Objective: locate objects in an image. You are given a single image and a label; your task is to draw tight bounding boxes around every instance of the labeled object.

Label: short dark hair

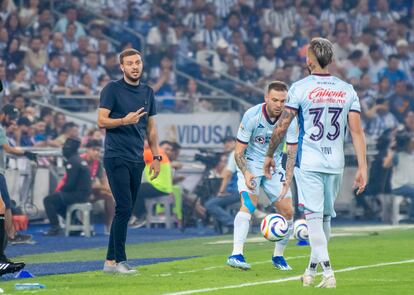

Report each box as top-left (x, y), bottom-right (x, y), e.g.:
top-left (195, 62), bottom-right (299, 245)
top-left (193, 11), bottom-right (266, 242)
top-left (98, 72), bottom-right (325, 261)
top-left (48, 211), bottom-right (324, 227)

top-left (119, 48), bottom-right (142, 64)
top-left (309, 37), bottom-right (334, 69)
top-left (266, 81), bottom-right (289, 94)
top-left (159, 140), bottom-right (172, 146)
top-left (85, 139), bottom-right (102, 148)
top-left (62, 122), bottom-right (78, 133)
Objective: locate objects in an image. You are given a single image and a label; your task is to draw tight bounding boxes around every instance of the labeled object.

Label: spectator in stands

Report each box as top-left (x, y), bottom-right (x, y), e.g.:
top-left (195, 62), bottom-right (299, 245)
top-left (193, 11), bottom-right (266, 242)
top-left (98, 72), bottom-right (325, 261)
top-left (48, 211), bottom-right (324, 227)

top-left (261, 0), bottom-right (295, 38)
top-left (5, 13), bottom-right (22, 41)
top-left (193, 13), bottom-right (222, 50)
top-left (257, 44), bottom-right (280, 78)
top-left (24, 36), bottom-right (48, 72)
top-left (0, 28), bottom-right (8, 55)
top-left (52, 112), bottom-right (66, 138)
top-left (374, 0), bottom-right (401, 29)
top-left (39, 107), bottom-right (55, 140)
top-left (30, 68), bottom-right (51, 102)
top-left (104, 52), bottom-right (121, 79)
top-left (82, 51), bottom-right (107, 89)
top-left (18, 0), bottom-right (39, 29)
top-left (96, 74), bottom-right (111, 94)
top-left (378, 54), bottom-right (407, 86)
top-left (147, 14), bottom-right (177, 62)
top-left (43, 52), bottom-right (63, 86)
top-left (389, 80), bottom-right (412, 123)
top-left (72, 72), bottom-right (95, 95)
top-left (72, 36), bottom-right (90, 62)
top-left (404, 111), bottom-right (414, 135)
top-left (48, 121), bottom-right (79, 147)
top-left (4, 37), bottom-right (25, 67)
top-left (368, 44), bottom-right (388, 83)
top-left (365, 97), bottom-right (399, 140)
top-left (333, 30), bottom-right (354, 62)
top-left (43, 137), bottom-right (91, 236)
top-left (11, 94), bottom-right (25, 112)
top-left (63, 22), bottom-right (78, 53)
top-left (51, 68), bottom-right (71, 95)
top-left (39, 23), bottom-right (52, 48)
top-left (182, 0), bottom-right (207, 33)
top-left (29, 9), bottom-right (53, 36)
top-left (222, 12), bottom-right (247, 43)
top-left (47, 32), bottom-right (65, 55)
top-left (17, 117), bottom-right (33, 147)
top-left (344, 50), bottom-right (364, 80)
top-left (67, 56), bottom-right (82, 88)
top-left (276, 37), bottom-right (299, 65)
top-left (9, 68), bottom-right (30, 94)
top-left (54, 5), bottom-right (86, 39)
top-left (377, 76), bottom-right (393, 98)
top-left (32, 121), bottom-right (47, 146)
top-left (396, 39), bottom-right (413, 80)
top-left (0, 0), bottom-right (16, 22)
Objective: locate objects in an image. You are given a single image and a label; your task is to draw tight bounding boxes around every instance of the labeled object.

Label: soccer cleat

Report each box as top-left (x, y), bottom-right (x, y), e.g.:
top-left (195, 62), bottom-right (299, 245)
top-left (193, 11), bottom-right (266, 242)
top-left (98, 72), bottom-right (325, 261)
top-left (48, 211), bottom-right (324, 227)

top-left (301, 274), bottom-right (315, 287)
top-left (115, 261), bottom-right (138, 274)
top-left (9, 233), bottom-right (34, 245)
top-left (0, 261), bottom-right (25, 276)
top-left (272, 256), bottom-right (292, 270)
top-left (42, 227), bottom-right (64, 236)
top-left (316, 275), bottom-right (336, 288)
top-left (227, 254), bottom-right (251, 270)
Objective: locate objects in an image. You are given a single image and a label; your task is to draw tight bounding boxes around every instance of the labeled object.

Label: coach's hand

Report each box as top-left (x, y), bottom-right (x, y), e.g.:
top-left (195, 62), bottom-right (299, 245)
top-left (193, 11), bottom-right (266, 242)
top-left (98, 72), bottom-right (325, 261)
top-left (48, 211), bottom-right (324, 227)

top-left (244, 171), bottom-right (257, 191)
top-left (149, 159), bottom-right (161, 180)
top-left (123, 107), bottom-right (147, 125)
top-left (353, 167), bottom-right (367, 195)
top-left (263, 156), bottom-right (275, 179)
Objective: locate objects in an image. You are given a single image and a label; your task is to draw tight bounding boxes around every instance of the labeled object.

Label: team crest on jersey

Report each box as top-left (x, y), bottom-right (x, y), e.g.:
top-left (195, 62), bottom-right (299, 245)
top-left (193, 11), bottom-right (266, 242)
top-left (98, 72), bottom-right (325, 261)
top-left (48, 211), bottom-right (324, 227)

top-left (258, 123), bottom-right (265, 128)
top-left (254, 136), bottom-right (265, 144)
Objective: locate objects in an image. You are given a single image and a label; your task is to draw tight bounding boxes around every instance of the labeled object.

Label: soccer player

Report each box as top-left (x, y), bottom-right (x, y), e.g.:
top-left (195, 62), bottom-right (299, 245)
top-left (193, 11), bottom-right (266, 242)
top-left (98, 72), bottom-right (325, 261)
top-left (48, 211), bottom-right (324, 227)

top-left (264, 38), bottom-right (367, 288)
top-left (227, 81), bottom-right (298, 270)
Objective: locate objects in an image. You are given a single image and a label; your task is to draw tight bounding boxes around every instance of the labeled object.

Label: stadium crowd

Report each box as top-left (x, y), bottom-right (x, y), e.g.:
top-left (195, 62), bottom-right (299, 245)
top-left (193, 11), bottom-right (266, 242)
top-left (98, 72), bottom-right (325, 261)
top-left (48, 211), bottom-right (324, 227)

top-left (0, 0), bottom-right (413, 227)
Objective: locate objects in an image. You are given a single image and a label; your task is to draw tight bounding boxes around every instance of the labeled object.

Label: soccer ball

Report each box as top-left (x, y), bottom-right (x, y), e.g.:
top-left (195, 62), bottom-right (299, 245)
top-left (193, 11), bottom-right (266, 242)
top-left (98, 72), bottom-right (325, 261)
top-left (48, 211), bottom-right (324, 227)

top-left (293, 219), bottom-right (309, 241)
top-left (260, 214), bottom-right (288, 242)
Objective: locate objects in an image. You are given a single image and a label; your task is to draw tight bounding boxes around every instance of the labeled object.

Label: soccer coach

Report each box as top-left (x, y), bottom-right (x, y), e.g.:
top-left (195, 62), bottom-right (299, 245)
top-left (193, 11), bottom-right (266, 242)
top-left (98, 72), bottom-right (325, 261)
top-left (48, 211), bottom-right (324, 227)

top-left (98, 48), bottom-right (161, 274)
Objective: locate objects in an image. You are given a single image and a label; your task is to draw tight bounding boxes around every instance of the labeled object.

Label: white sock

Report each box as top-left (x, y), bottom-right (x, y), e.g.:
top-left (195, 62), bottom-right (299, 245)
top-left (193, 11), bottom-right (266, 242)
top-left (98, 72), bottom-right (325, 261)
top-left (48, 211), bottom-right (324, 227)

top-left (232, 211), bottom-right (251, 255)
top-left (305, 212), bottom-right (334, 276)
top-left (274, 219), bottom-right (293, 257)
top-left (323, 215), bottom-right (331, 242)
top-left (305, 255), bottom-right (318, 276)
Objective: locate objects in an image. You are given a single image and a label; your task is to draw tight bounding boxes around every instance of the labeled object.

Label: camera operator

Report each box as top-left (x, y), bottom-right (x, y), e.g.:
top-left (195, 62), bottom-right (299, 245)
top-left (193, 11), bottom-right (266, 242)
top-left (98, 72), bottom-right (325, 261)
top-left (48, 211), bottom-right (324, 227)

top-left (388, 131), bottom-right (414, 222)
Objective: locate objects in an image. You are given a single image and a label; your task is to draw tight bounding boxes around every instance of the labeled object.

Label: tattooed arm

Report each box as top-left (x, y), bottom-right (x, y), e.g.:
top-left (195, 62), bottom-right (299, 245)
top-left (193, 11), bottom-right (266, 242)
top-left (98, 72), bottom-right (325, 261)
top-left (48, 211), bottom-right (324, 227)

top-left (285, 143), bottom-right (298, 186)
top-left (266, 108), bottom-right (298, 157)
top-left (234, 141), bottom-right (256, 190)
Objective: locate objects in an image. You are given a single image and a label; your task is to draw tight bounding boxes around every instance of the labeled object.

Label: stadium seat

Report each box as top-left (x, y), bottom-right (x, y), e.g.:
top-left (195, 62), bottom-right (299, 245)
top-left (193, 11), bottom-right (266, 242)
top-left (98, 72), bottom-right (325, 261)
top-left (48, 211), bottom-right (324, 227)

top-left (145, 195), bottom-right (175, 229)
top-left (391, 195), bottom-right (410, 225)
top-left (65, 202), bottom-right (93, 237)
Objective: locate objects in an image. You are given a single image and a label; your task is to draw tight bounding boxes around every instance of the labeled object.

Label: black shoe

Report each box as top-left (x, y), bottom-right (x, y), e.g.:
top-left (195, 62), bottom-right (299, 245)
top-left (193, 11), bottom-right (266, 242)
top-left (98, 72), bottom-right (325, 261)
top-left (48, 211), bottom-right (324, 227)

top-left (0, 260), bottom-right (25, 276)
top-left (43, 227), bottom-right (63, 236)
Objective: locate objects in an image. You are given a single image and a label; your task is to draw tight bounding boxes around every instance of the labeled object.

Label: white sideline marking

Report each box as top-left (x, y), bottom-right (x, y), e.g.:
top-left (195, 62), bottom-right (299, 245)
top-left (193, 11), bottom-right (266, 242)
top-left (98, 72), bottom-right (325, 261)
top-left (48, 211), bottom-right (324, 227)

top-left (163, 259), bottom-right (414, 295)
top-left (154, 256), bottom-right (308, 277)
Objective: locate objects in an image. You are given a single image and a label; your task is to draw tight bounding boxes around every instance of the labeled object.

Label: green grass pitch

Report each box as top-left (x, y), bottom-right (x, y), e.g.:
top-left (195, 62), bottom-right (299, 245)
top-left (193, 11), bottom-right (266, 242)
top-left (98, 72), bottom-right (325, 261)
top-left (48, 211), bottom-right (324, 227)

top-left (1, 226), bottom-right (413, 294)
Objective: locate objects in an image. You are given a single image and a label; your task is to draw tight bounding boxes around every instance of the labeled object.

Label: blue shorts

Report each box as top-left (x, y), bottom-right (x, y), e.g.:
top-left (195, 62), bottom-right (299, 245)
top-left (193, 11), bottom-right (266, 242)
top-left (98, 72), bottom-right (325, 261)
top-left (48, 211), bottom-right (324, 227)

top-left (237, 168), bottom-right (292, 204)
top-left (294, 168), bottom-right (343, 217)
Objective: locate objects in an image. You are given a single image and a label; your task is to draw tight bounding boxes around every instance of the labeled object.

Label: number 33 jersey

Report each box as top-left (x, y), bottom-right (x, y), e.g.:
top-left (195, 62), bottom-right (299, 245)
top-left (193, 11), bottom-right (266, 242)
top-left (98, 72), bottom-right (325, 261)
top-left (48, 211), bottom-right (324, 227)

top-left (285, 74), bottom-right (361, 174)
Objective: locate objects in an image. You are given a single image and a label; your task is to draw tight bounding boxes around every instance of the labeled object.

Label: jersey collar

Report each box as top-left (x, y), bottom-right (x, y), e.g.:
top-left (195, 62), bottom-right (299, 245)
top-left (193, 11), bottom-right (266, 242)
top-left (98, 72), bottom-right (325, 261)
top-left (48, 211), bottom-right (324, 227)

top-left (262, 104), bottom-right (278, 125)
top-left (311, 73), bottom-right (331, 76)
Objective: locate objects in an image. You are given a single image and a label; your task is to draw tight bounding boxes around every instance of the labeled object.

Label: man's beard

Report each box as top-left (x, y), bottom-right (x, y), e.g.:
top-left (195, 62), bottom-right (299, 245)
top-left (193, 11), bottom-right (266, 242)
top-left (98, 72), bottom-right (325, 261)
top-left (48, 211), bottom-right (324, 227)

top-left (125, 71), bottom-right (141, 82)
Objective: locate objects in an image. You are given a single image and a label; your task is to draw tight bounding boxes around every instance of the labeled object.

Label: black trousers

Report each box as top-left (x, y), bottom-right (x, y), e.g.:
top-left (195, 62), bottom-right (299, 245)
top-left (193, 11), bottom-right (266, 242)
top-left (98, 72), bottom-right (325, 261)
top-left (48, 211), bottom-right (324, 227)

top-left (104, 157), bottom-right (144, 263)
top-left (43, 191), bottom-right (89, 228)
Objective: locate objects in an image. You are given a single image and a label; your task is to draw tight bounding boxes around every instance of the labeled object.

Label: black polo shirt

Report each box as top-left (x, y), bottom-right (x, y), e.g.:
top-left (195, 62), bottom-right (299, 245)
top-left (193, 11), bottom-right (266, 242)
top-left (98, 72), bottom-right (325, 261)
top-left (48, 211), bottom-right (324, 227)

top-left (99, 78), bottom-right (156, 162)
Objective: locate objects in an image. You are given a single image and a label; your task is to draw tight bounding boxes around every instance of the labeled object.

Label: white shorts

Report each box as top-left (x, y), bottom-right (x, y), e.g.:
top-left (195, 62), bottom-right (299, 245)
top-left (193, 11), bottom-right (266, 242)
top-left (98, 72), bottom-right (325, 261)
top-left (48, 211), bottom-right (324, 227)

top-left (294, 168), bottom-right (343, 217)
top-left (237, 168), bottom-right (292, 204)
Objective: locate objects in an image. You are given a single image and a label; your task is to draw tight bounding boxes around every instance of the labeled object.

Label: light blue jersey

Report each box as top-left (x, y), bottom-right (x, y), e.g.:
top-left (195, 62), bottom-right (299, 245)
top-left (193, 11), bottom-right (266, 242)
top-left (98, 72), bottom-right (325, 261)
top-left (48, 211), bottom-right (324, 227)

top-left (286, 74), bottom-right (361, 174)
top-left (237, 103), bottom-right (298, 177)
